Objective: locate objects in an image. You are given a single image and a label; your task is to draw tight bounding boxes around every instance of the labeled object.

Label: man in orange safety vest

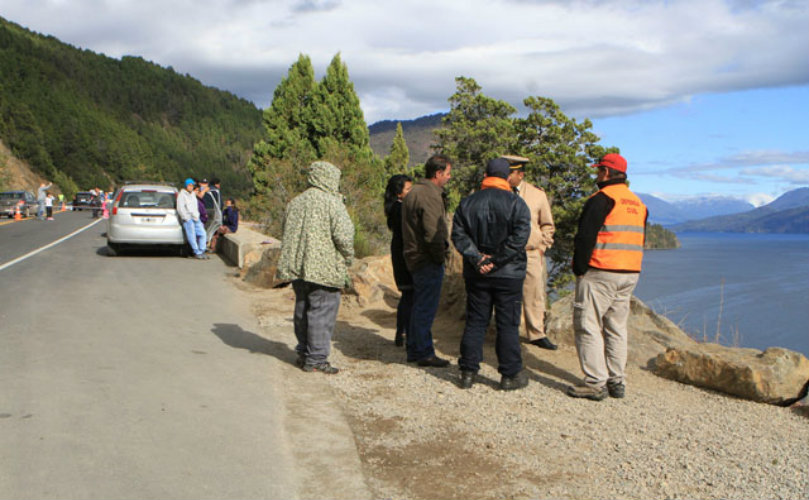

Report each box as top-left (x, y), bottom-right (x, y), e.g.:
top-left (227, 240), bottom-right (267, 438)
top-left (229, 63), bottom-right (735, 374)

top-left (567, 153), bottom-right (648, 401)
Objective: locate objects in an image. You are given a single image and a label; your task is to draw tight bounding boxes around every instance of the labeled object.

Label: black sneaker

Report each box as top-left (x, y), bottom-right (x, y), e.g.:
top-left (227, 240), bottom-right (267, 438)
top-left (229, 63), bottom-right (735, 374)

top-left (459, 370), bottom-right (476, 389)
top-left (607, 381), bottom-right (625, 398)
top-left (500, 370), bottom-right (528, 391)
top-left (302, 362), bottom-right (339, 374)
top-left (394, 331), bottom-right (405, 347)
top-left (529, 337), bottom-right (558, 350)
top-left (295, 353), bottom-right (306, 368)
top-left (417, 356), bottom-right (450, 368)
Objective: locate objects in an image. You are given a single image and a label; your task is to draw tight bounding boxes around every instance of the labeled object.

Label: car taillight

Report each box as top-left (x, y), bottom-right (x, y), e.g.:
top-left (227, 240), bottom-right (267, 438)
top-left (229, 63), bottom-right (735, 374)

top-left (113, 190), bottom-right (124, 216)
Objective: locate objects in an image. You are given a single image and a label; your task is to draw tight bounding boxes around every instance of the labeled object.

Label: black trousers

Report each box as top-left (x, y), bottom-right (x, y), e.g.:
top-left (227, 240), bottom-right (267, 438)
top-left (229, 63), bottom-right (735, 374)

top-left (459, 276), bottom-right (524, 377)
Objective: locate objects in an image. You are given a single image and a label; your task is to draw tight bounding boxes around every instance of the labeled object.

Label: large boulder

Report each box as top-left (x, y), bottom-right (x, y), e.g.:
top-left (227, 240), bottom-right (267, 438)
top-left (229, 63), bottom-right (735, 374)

top-left (654, 345), bottom-right (809, 405)
top-left (545, 294), bottom-right (696, 365)
top-left (345, 255), bottom-right (399, 307)
top-left (241, 243), bottom-right (282, 288)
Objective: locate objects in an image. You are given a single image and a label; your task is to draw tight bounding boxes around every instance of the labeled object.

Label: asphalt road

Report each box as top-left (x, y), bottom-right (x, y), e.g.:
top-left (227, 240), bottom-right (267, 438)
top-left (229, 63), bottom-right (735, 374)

top-left (0, 211), bottom-right (300, 499)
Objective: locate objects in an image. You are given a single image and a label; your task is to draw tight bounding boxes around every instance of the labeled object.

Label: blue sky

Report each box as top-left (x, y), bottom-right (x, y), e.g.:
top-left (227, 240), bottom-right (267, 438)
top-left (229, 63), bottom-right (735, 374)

top-left (592, 85), bottom-right (809, 205)
top-left (1, 0), bottom-right (807, 205)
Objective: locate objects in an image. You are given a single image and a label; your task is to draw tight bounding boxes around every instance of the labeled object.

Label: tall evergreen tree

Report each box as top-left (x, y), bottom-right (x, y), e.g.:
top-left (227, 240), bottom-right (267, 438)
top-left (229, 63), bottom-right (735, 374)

top-left (264, 53), bottom-right (317, 160)
top-left (433, 76), bottom-right (516, 208)
top-left (515, 96), bottom-right (613, 291)
top-left (433, 78), bottom-right (618, 292)
top-left (247, 54), bottom-right (317, 193)
top-left (384, 122), bottom-right (409, 174)
top-left (307, 53), bottom-right (372, 159)
top-left (247, 53), bottom-right (387, 257)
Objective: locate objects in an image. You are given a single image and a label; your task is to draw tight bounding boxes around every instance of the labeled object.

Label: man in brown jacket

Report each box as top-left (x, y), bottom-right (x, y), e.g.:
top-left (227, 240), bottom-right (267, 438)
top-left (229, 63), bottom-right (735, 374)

top-left (504, 155), bottom-right (557, 350)
top-left (401, 154), bottom-right (453, 367)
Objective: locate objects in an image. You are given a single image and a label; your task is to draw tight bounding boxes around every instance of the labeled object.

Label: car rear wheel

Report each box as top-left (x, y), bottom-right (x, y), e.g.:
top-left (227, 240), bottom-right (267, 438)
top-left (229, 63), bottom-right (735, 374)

top-left (106, 242), bottom-right (120, 257)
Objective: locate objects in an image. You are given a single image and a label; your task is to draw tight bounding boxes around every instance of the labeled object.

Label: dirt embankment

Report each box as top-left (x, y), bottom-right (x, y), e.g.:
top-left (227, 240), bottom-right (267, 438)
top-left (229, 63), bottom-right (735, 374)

top-left (0, 140), bottom-right (49, 192)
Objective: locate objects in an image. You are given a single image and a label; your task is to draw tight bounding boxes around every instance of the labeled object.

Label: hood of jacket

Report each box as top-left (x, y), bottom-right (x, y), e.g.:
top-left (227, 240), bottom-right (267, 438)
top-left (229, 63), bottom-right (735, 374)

top-left (307, 161), bottom-right (341, 196)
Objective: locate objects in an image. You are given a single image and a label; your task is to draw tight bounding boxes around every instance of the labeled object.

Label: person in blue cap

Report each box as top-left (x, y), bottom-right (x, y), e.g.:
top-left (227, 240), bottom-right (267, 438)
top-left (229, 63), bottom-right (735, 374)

top-left (176, 178), bottom-right (208, 259)
top-left (451, 158), bottom-right (532, 391)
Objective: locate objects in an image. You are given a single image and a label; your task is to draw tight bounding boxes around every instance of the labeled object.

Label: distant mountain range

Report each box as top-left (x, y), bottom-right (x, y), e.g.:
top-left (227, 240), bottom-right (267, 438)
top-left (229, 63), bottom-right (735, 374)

top-left (637, 193), bottom-right (755, 226)
top-left (671, 187), bottom-right (809, 234)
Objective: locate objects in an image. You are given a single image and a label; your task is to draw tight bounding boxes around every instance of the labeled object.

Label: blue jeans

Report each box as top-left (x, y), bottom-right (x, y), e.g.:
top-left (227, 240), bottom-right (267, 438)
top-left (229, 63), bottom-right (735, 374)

top-left (407, 262), bottom-right (444, 362)
top-left (182, 219), bottom-right (206, 255)
top-left (459, 277), bottom-right (524, 377)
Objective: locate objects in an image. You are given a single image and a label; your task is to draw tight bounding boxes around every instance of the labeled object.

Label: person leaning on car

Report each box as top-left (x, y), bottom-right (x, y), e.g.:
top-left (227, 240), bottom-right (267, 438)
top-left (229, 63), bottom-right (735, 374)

top-left (176, 178), bottom-right (208, 260)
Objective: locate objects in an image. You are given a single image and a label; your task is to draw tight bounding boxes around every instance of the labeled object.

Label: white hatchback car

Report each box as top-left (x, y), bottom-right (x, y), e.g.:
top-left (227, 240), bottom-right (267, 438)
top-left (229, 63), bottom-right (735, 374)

top-left (106, 183), bottom-right (186, 255)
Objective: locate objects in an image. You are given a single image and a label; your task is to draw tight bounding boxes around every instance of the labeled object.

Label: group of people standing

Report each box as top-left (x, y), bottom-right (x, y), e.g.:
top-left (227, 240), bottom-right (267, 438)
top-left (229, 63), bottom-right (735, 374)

top-left (176, 177), bottom-right (239, 260)
top-left (276, 152), bottom-right (647, 400)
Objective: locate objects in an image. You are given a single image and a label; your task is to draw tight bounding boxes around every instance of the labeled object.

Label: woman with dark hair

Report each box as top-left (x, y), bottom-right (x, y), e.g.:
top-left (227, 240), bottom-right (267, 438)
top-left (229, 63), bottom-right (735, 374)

top-left (385, 174), bottom-right (414, 347)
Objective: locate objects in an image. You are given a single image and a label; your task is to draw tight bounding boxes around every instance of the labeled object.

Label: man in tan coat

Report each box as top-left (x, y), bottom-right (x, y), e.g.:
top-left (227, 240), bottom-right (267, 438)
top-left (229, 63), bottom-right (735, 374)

top-left (504, 155), bottom-right (557, 350)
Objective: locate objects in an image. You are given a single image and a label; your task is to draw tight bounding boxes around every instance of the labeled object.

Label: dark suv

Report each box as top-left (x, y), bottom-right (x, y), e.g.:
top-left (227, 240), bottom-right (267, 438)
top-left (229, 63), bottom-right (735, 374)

top-left (72, 191), bottom-right (97, 211)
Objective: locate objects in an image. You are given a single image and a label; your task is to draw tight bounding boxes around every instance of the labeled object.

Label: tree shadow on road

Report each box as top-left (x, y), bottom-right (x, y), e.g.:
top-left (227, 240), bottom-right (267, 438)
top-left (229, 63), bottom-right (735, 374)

top-left (211, 323), bottom-right (299, 367)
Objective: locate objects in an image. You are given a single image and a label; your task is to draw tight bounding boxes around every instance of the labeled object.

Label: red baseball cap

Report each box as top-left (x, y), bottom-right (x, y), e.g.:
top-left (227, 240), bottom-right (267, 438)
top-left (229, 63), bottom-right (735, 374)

top-left (592, 153), bottom-right (627, 173)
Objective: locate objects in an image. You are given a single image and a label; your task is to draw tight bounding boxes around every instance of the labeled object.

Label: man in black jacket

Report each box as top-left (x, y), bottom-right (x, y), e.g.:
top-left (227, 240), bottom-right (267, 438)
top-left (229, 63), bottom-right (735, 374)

top-left (451, 158), bottom-right (532, 390)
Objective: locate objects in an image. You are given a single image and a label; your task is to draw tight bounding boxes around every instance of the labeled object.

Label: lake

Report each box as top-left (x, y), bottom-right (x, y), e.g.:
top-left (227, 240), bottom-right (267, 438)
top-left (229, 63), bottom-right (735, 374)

top-left (633, 233), bottom-right (809, 356)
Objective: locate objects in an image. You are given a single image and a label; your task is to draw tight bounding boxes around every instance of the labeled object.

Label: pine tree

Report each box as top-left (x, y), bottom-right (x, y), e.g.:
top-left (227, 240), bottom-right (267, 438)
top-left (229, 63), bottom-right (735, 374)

top-left (261, 53), bottom-right (317, 161)
top-left (384, 122), bottom-right (409, 174)
top-left (247, 54), bottom-right (317, 194)
top-left (433, 77), bottom-right (517, 208)
top-left (246, 53), bottom-right (386, 257)
top-left (433, 77), bottom-right (618, 292)
top-left (514, 96), bottom-right (612, 291)
top-left (307, 53), bottom-right (372, 159)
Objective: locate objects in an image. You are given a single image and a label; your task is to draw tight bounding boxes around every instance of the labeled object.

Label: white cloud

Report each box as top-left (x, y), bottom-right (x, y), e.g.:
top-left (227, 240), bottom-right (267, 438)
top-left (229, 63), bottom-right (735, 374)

top-left (1, 0), bottom-right (807, 123)
top-left (740, 165), bottom-right (809, 184)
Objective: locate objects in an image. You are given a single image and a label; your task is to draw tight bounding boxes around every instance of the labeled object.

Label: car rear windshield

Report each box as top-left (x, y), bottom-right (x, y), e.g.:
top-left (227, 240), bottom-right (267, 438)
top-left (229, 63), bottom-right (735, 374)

top-left (120, 191), bottom-right (176, 209)
top-left (0, 192), bottom-right (24, 200)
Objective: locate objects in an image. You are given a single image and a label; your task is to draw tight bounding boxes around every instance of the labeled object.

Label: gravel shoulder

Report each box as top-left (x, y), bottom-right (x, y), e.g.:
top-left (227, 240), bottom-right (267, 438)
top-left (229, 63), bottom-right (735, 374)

top-left (243, 278), bottom-right (808, 500)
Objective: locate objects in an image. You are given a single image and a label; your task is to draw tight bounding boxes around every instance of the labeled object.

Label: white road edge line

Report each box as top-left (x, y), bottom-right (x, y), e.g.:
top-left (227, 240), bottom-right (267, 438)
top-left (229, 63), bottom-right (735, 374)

top-left (0, 218), bottom-right (104, 272)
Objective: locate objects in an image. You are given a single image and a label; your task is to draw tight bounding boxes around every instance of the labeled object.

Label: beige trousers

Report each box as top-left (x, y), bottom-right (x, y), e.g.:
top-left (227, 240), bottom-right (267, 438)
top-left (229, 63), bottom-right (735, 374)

top-left (573, 269), bottom-right (639, 388)
top-left (522, 250), bottom-right (547, 341)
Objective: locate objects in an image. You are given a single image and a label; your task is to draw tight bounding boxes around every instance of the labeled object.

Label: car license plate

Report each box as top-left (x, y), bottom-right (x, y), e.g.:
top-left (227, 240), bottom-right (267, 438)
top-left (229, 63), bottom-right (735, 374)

top-left (137, 216), bottom-right (162, 224)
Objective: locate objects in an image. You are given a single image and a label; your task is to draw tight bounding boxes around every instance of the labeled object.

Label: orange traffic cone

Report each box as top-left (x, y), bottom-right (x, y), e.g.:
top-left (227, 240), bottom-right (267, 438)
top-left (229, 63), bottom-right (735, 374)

top-left (61, 201), bottom-right (66, 212)
top-left (14, 203), bottom-right (22, 221)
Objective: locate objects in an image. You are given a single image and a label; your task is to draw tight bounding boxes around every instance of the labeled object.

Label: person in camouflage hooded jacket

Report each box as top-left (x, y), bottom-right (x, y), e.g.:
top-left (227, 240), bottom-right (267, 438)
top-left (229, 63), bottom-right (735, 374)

top-left (277, 161), bottom-right (355, 374)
